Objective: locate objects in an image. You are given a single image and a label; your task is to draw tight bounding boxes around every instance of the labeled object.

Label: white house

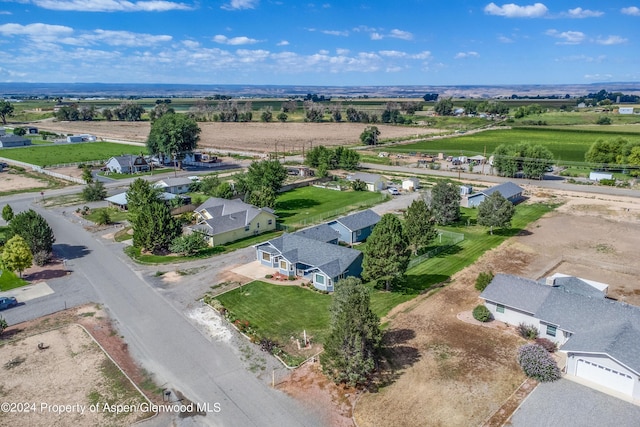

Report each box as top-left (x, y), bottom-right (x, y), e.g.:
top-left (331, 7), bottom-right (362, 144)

top-left (153, 177), bottom-right (193, 194)
top-left (480, 273), bottom-right (640, 400)
top-left (347, 172), bottom-right (386, 192)
top-left (589, 171), bottom-right (613, 182)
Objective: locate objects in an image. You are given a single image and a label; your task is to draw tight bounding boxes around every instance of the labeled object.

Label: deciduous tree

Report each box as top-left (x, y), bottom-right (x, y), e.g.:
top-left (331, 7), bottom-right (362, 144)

top-left (360, 126), bottom-right (380, 145)
top-left (0, 100), bottom-right (14, 124)
top-left (477, 192), bottom-right (515, 234)
top-left (82, 181), bottom-right (107, 202)
top-left (2, 235), bottom-right (33, 277)
top-left (147, 113), bottom-right (201, 166)
top-left (170, 232), bottom-right (206, 255)
top-left (362, 214), bottom-right (410, 291)
top-left (321, 277), bottom-right (381, 387)
top-left (8, 209), bottom-right (55, 266)
top-left (434, 97), bottom-right (454, 116)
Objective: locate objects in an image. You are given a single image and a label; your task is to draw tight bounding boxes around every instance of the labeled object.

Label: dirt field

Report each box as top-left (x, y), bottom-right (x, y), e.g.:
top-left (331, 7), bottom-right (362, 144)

top-left (30, 120), bottom-right (439, 153)
top-left (276, 189), bottom-right (640, 427)
top-left (0, 306), bottom-right (151, 427)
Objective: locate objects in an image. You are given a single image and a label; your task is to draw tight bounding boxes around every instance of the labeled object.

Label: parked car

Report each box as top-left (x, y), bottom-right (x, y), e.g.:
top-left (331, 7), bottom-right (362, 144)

top-left (0, 296), bottom-right (18, 310)
top-left (388, 187), bottom-right (400, 195)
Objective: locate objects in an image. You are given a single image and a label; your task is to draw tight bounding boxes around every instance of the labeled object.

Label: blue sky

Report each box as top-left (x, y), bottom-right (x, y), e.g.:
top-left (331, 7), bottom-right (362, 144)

top-left (0, 1), bottom-right (638, 85)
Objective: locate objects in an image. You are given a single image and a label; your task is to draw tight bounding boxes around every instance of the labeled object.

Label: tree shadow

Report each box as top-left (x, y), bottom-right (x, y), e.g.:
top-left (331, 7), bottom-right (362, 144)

top-left (53, 244), bottom-right (91, 260)
top-left (373, 328), bottom-right (421, 390)
top-left (275, 198), bottom-right (320, 211)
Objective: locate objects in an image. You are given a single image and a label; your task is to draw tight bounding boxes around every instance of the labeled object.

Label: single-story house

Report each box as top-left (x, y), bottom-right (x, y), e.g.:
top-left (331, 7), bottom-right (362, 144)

top-left (480, 273), bottom-right (640, 400)
top-left (327, 209), bottom-right (381, 245)
top-left (618, 107), bottom-right (634, 115)
top-left (105, 155), bottom-right (150, 174)
top-left (105, 191), bottom-right (187, 210)
top-left (460, 184), bottom-right (473, 196)
top-left (255, 233), bottom-right (363, 292)
top-left (590, 171), bottom-right (613, 182)
top-left (463, 181), bottom-right (524, 208)
top-left (154, 177), bottom-right (193, 194)
top-left (293, 223), bottom-right (340, 244)
top-left (188, 197), bottom-right (277, 246)
top-left (66, 134), bottom-right (97, 143)
top-left (402, 177), bottom-right (421, 191)
top-left (0, 135), bottom-right (31, 148)
top-left (347, 172), bottom-right (386, 192)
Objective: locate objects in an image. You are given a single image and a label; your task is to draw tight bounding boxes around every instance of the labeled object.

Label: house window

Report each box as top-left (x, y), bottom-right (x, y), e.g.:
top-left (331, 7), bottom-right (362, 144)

top-left (315, 274), bottom-right (325, 285)
top-left (546, 325), bottom-right (557, 337)
top-left (496, 304), bottom-right (505, 313)
top-left (268, 219), bottom-right (273, 225)
top-left (280, 260), bottom-right (287, 270)
top-left (261, 252), bottom-right (271, 262)
top-left (245, 225), bottom-right (250, 231)
top-left (356, 229), bottom-right (362, 237)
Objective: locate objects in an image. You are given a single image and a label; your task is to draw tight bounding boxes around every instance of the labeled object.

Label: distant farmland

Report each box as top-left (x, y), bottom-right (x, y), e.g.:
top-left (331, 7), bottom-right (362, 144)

top-left (383, 127), bottom-right (640, 163)
top-left (0, 142), bottom-right (142, 166)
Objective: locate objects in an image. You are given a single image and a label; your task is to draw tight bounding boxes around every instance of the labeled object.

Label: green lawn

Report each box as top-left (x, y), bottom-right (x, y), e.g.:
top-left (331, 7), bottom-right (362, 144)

top-left (84, 207), bottom-right (129, 224)
top-left (0, 270), bottom-right (27, 291)
top-left (275, 186), bottom-right (387, 228)
top-left (0, 142), bottom-right (145, 166)
top-left (383, 127), bottom-right (640, 163)
top-left (216, 281), bottom-right (332, 346)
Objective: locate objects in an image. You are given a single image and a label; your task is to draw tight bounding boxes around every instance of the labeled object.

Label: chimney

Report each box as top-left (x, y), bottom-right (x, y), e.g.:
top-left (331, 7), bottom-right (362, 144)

top-left (545, 276), bottom-right (556, 286)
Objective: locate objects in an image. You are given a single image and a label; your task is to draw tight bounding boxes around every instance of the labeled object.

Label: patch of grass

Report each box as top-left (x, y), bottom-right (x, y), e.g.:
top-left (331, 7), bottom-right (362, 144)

top-left (0, 142), bottom-right (146, 167)
top-left (99, 359), bottom-right (148, 418)
top-left (114, 226), bottom-right (133, 242)
top-left (275, 186), bottom-right (386, 228)
top-left (79, 312), bottom-right (95, 317)
top-left (0, 269), bottom-right (28, 291)
top-left (84, 207), bottom-right (129, 224)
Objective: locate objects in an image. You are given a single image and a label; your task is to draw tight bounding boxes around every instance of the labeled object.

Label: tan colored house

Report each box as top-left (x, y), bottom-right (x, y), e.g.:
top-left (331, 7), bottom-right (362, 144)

top-left (189, 197), bottom-right (277, 246)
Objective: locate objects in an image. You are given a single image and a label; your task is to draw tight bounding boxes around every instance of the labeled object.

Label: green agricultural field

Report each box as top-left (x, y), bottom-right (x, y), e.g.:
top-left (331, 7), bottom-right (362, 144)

top-left (0, 142), bottom-right (144, 166)
top-left (384, 127), bottom-right (640, 163)
top-left (275, 186), bottom-right (387, 229)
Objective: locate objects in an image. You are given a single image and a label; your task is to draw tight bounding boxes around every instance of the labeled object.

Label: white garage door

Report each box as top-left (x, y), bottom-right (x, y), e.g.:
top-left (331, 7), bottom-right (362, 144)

top-left (576, 359), bottom-right (634, 396)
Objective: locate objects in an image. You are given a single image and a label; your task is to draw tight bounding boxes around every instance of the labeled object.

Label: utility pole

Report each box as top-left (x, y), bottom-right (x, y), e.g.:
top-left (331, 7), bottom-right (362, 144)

top-left (482, 145), bottom-right (486, 175)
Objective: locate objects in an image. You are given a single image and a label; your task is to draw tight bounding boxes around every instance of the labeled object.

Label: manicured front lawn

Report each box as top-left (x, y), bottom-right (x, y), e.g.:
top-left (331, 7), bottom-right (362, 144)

top-left (0, 270), bottom-right (27, 291)
top-left (0, 142), bottom-right (144, 166)
top-left (216, 281), bottom-right (331, 345)
top-left (275, 186), bottom-right (387, 228)
top-left (84, 207), bottom-right (129, 224)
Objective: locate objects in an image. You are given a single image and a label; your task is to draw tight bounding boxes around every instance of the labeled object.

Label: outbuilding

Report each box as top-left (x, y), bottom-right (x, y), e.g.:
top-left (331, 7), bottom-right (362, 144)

top-left (589, 171), bottom-right (613, 182)
top-left (402, 177), bottom-right (421, 191)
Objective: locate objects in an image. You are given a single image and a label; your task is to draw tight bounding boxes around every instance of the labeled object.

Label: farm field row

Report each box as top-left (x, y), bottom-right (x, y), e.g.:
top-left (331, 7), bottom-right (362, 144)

top-left (0, 142), bottom-right (140, 167)
top-left (382, 126), bottom-right (640, 163)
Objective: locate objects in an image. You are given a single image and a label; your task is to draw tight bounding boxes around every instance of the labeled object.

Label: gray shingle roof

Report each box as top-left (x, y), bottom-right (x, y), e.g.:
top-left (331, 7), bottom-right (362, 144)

top-left (155, 177), bottom-right (193, 187)
top-left (481, 273), bottom-right (640, 375)
top-left (0, 135), bottom-right (30, 144)
top-left (349, 172), bottom-right (382, 184)
top-left (260, 233), bottom-right (361, 278)
top-left (548, 276), bottom-right (606, 299)
top-left (192, 197), bottom-right (276, 236)
top-left (293, 224), bottom-right (340, 243)
top-left (482, 181), bottom-right (523, 199)
top-left (333, 209), bottom-right (381, 232)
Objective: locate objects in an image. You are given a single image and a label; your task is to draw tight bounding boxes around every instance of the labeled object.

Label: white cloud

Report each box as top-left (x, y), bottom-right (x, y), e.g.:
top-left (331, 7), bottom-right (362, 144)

top-left (322, 30), bottom-right (349, 37)
top-left (213, 35), bottom-right (261, 45)
top-left (621, 6), bottom-right (640, 16)
top-left (565, 7), bottom-right (603, 18)
top-left (88, 29), bottom-right (172, 46)
top-left (276, 40), bottom-right (289, 46)
top-left (557, 54), bottom-right (606, 63)
top-left (389, 29), bottom-right (413, 40)
top-left (454, 51), bottom-right (479, 59)
top-left (386, 66), bottom-right (404, 73)
top-left (0, 22), bottom-right (73, 37)
top-left (182, 40), bottom-right (200, 48)
top-left (379, 50), bottom-right (406, 58)
top-left (221, 0), bottom-right (258, 10)
top-left (545, 29), bottom-right (585, 44)
top-left (370, 32), bottom-right (383, 40)
top-left (336, 48), bottom-right (350, 55)
top-left (411, 51), bottom-right (431, 60)
top-left (595, 35), bottom-right (627, 45)
top-left (584, 73), bottom-right (612, 81)
top-left (317, 49), bottom-right (329, 55)
top-left (484, 2), bottom-right (548, 18)
top-left (32, 0), bottom-right (193, 12)
top-left (0, 11), bottom-right (12, 15)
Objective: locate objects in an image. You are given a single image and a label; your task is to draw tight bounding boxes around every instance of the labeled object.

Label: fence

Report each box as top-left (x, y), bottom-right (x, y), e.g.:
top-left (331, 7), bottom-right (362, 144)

top-left (407, 230), bottom-right (465, 269)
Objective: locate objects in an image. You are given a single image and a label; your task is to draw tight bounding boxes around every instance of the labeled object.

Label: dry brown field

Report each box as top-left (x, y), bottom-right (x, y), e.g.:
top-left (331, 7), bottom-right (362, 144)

top-left (31, 120), bottom-right (441, 153)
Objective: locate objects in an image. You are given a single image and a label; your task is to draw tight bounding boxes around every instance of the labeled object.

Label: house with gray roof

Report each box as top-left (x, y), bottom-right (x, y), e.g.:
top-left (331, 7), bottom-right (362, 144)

top-left (189, 197), bottom-right (277, 246)
top-left (293, 223), bottom-right (340, 244)
top-left (105, 191), bottom-right (187, 210)
top-left (255, 233), bottom-right (363, 292)
top-left (0, 134), bottom-right (31, 148)
top-left (464, 181), bottom-right (524, 207)
top-left (105, 155), bottom-right (149, 174)
top-left (480, 273), bottom-right (640, 400)
top-left (154, 177), bottom-right (194, 194)
top-left (327, 209), bottom-right (381, 245)
top-left (347, 172), bottom-right (386, 192)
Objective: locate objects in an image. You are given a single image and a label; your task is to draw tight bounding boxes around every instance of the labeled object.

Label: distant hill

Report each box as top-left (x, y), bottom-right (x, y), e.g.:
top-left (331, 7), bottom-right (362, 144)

top-left (1, 82), bottom-right (640, 99)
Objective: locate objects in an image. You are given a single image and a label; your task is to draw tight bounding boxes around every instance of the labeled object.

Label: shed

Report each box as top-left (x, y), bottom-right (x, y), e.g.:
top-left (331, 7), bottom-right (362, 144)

top-left (0, 135), bottom-right (31, 148)
top-left (618, 107), bottom-right (634, 115)
top-left (589, 171), bottom-right (613, 182)
top-left (402, 177), bottom-right (421, 191)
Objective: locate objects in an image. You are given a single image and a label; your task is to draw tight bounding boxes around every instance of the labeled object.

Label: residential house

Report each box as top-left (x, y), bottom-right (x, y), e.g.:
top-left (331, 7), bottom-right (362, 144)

top-left (189, 197), bottom-right (277, 246)
top-left (154, 177), bottom-right (193, 195)
top-left (463, 181), bottom-right (524, 208)
top-left (293, 223), bottom-right (340, 244)
top-left (105, 155), bottom-right (150, 174)
top-left (402, 177), bottom-right (421, 191)
top-left (347, 172), bottom-right (386, 192)
top-left (255, 233), bottom-right (363, 292)
top-left (589, 171), bottom-right (613, 182)
top-left (327, 209), bottom-right (381, 245)
top-left (0, 134), bottom-right (31, 148)
top-left (66, 134), bottom-right (97, 143)
top-left (105, 191), bottom-right (188, 210)
top-left (618, 107), bottom-right (634, 115)
top-left (480, 273), bottom-right (640, 400)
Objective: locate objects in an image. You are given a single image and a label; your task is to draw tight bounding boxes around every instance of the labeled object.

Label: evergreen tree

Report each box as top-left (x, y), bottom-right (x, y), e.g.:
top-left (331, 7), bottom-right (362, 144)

top-left (477, 192), bottom-right (515, 235)
top-left (404, 199), bottom-right (437, 255)
top-left (2, 235), bottom-right (33, 277)
top-left (8, 209), bottom-right (55, 266)
top-left (362, 214), bottom-right (410, 291)
top-left (126, 178), bottom-right (162, 219)
top-left (429, 181), bottom-right (461, 225)
top-left (2, 204), bottom-right (13, 222)
top-left (321, 277), bottom-right (381, 387)
top-left (82, 181), bottom-right (107, 202)
top-left (132, 200), bottom-right (181, 254)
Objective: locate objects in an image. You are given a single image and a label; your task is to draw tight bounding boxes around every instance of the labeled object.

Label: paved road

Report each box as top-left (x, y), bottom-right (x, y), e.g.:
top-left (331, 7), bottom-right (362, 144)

top-left (0, 198), bottom-right (321, 427)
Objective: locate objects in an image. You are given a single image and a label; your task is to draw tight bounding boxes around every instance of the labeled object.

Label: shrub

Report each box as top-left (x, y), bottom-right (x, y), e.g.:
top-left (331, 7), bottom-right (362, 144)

top-left (265, 274), bottom-right (273, 279)
top-left (475, 271), bottom-right (494, 292)
top-left (535, 337), bottom-right (557, 353)
top-left (33, 250), bottom-right (50, 266)
top-left (517, 323), bottom-right (539, 340)
top-left (517, 343), bottom-right (561, 382)
top-left (472, 305), bottom-right (492, 322)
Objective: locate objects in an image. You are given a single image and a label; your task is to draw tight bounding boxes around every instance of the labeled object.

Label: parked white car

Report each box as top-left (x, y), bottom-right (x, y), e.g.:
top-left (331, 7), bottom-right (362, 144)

top-left (388, 187), bottom-right (400, 195)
